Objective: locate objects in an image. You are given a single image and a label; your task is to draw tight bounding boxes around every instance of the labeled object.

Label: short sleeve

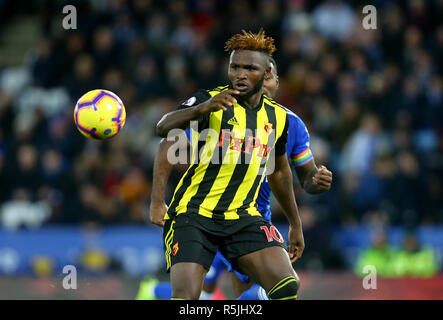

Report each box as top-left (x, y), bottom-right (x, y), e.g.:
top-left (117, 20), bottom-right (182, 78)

top-left (289, 115), bottom-right (313, 166)
top-left (176, 89), bottom-right (211, 130)
top-left (274, 113), bottom-right (289, 156)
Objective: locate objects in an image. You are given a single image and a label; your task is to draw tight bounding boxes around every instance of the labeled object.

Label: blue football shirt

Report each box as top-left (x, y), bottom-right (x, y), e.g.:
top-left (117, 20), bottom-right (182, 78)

top-left (255, 106), bottom-right (313, 222)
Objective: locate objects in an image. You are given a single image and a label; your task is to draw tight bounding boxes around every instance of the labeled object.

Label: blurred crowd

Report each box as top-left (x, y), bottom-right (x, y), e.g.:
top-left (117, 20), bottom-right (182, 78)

top-left (356, 230), bottom-right (439, 278)
top-left (0, 0), bottom-right (442, 269)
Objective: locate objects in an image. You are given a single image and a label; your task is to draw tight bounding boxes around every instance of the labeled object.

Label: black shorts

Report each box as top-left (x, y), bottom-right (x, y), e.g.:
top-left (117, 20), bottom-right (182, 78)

top-left (163, 213), bottom-right (286, 272)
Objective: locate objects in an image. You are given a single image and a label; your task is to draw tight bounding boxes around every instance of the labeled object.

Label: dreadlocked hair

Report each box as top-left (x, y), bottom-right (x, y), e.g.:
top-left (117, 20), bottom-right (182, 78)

top-left (224, 28), bottom-right (276, 56)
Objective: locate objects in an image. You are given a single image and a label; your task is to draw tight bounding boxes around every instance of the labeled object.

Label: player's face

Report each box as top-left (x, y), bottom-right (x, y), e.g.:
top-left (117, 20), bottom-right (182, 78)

top-left (263, 65), bottom-right (279, 98)
top-left (228, 50), bottom-right (270, 100)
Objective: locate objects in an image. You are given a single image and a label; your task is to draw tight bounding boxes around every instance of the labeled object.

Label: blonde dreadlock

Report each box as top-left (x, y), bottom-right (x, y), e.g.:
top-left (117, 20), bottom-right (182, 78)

top-left (224, 28), bottom-right (276, 56)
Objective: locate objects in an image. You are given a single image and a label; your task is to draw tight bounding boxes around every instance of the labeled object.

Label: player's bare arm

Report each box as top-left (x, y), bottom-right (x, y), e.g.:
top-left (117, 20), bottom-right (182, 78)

top-left (149, 138), bottom-right (174, 227)
top-left (267, 154), bottom-right (305, 262)
top-left (156, 89), bottom-right (240, 137)
top-left (295, 160), bottom-right (333, 194)
top-left (149, 136), bottom-right (189, 227)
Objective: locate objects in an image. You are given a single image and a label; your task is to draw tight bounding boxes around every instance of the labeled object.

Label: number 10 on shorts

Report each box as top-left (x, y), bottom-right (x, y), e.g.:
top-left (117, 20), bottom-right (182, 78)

top-left (261, 225), bottom-right (284, 243)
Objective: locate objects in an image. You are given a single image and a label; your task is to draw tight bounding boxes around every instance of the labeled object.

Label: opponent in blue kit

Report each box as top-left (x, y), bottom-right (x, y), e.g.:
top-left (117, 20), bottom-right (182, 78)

top-left (138, 57), bottom-right (332, 300)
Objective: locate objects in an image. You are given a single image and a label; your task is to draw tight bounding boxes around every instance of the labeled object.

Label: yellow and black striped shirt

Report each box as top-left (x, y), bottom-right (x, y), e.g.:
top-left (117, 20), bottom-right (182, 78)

top-left (165, 85), bottom-right (289, 220)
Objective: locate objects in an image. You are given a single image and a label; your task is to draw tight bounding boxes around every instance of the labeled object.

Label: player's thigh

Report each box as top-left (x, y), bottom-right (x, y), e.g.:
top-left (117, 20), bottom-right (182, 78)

top-left (202, 252), bottom-right (226, 293)
top-left (235, 246), bottom-right (296, 292)
top-left (170, 262), bottom-right (208, 300)
top-left (202, 281), bottom-right (216, 294)
top-left (163, 216), bottom-right (217, 299)
top-left (231, 272), bottom-right (254, 298)
top-left (221, 218), bottom-right (294, 292)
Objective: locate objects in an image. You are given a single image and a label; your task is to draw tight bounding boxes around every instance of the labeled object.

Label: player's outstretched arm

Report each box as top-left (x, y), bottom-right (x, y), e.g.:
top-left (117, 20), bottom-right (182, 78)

top-left (156, 89), bottom-right (239, 137)
top-left (267, 154), bottom-right (304, 262)
top-left (294, 159), bottom-right (332, 194)
top-left (149, 136), bottom-right (189, 227)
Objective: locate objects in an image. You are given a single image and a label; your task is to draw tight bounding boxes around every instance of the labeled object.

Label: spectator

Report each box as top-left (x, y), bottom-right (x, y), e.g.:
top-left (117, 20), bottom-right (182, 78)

top-left (0, 188), bottom-right (51, 231)
top-left (392, 233), bottom-right (439, 278)
top-left (31, 39), bottom-right (60, 88)
top-left (356, 230), bottom-right (439, 278)
top-left (11, 144), bottom-right (42, 194)
top-left (65, 53), bottom-right (99, 100)
top-left (92, 26), bottom-right (121, 78)
top-left (341, 113), bottom-right (385, 175)
top-left (282, 0), bottom-right (312, 34)
top-left (312, 0), bottom-right (356, 42)
top-left (355, 231), bottom-right (399, 278)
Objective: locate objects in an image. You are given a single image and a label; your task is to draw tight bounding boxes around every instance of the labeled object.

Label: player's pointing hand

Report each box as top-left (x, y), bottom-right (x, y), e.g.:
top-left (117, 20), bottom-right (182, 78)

top-left (197, 89), bottom-right (240, 113)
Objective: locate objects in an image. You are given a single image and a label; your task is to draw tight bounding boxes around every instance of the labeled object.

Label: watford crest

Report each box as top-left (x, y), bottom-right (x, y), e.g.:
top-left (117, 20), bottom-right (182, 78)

top-left (172, 242), bottom-right (179, 256)
top-left (264, 122), bottom-right (273, 135)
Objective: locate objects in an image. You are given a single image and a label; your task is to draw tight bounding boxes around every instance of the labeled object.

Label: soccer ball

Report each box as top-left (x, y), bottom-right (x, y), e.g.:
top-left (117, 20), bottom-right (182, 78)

top-left (74, 89), bottom-right (126, 140)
